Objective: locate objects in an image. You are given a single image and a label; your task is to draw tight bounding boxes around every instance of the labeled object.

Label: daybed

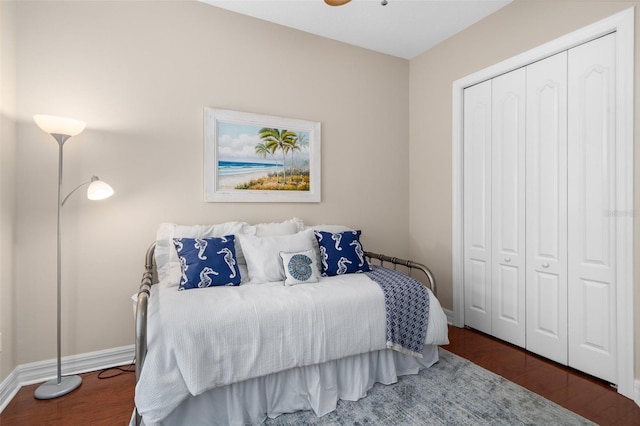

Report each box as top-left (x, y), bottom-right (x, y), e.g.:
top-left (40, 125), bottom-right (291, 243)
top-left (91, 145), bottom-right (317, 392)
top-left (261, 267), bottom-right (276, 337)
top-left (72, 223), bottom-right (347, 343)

top-left (133, 219), bottom-right (449, 426)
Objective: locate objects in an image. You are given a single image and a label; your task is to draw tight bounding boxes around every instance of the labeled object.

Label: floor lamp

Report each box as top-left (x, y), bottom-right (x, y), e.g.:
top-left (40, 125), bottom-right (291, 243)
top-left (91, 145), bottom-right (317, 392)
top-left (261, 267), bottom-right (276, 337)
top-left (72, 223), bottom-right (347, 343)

top-left (33, 114), bottom-right (114, 400)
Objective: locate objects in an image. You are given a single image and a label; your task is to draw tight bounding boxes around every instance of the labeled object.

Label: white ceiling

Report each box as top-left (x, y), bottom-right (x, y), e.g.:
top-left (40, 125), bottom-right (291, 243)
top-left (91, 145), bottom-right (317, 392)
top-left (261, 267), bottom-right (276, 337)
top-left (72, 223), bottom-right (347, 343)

top-left (200, 0), bottom-right (512, 60)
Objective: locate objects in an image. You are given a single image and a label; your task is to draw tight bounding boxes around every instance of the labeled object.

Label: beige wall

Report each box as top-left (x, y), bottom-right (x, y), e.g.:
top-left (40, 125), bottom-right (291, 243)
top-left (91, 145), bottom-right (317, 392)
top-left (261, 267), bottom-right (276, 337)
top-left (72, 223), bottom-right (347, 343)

top-left (6, 0), bottom-right (639, 393)
top-left (13, 1), bottom-right (409, 367)
top-left (409, 0), bottom-right (639, 379)
top-left (1, 0), bottom-right (17, 380)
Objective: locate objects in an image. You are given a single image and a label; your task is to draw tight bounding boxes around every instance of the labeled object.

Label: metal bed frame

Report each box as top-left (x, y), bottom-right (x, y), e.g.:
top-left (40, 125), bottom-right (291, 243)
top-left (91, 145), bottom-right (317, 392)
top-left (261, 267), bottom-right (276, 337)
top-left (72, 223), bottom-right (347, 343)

top-left (134, 242), bottom-right (436, 425)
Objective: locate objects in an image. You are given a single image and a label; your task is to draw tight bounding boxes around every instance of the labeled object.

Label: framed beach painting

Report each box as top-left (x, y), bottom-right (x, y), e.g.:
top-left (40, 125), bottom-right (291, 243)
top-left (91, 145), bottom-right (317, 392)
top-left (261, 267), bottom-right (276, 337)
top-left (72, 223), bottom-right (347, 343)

top-left (204, 108), bottom-right (321, 202)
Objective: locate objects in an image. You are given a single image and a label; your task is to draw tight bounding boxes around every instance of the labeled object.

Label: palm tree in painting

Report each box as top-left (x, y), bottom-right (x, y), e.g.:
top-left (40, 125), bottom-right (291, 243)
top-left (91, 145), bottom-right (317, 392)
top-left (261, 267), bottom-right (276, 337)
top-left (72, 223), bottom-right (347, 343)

top-left (288, 134), bottom-right (302, 177)
top-left (258, 128), bottom-right (297, 184)
top-left (254, 142), bottom-right (275, 174)
top-left (294, 132), bottom-right (308, 171)
top-left (297, 132), bottom-right (309, 154)
top-left (255, 142), bottom-right (271, 161)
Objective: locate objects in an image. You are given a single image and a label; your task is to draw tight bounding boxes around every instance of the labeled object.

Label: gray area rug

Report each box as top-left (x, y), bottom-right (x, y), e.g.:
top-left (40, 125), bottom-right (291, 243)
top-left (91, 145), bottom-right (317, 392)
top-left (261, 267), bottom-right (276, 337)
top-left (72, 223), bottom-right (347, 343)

top-left (265, 348), bottom-right (594, 425)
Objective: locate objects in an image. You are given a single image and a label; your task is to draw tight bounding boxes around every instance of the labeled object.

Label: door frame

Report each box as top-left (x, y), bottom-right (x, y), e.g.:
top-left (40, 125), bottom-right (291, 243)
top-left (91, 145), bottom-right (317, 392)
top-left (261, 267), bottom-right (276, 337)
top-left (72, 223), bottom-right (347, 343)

top-left (451, 8), bottom-right (635, 399)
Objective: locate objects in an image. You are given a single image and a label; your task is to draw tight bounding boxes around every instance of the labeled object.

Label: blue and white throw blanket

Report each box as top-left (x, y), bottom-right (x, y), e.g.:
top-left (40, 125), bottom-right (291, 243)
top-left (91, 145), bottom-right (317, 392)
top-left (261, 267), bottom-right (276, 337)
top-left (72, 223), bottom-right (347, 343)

top-left (365, 265), bottom-right (430, 358)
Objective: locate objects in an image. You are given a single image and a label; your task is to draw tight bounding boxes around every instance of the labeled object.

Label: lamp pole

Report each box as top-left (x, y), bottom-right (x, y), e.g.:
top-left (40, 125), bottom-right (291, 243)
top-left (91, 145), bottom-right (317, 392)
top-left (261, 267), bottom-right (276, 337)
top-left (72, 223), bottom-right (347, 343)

top-left (56, 134), bottom-right (68, 389)
top-left (34, 133), bottom-right (83, 399)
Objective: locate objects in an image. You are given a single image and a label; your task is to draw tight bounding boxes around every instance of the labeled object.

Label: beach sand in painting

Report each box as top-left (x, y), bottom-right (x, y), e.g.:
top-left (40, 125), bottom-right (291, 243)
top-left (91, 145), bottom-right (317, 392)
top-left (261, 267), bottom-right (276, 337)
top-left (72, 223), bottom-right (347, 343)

top-left (217, 171), bottom-right (272, 190)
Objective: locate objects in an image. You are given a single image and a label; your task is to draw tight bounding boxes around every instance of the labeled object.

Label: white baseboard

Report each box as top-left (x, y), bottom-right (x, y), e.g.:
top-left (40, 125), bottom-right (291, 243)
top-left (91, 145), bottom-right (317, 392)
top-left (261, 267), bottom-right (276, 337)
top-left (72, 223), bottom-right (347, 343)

top-left (0, 369), bottom-right (20, 414)
top-left (0, 344), bottom-right (135, 413)
top-left (443, 308), bottom-right (454, 325)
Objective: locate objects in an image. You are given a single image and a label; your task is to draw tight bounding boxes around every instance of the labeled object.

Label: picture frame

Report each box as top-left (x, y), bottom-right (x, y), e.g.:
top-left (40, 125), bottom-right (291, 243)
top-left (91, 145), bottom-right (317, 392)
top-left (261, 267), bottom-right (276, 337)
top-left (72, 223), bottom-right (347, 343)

top-left (204, 108), bottom-right (321, 202)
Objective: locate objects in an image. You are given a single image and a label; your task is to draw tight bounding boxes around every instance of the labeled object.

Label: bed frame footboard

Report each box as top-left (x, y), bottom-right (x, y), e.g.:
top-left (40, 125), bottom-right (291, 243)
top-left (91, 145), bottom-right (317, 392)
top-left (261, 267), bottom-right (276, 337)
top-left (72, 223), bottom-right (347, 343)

top-left (133, 243), bottom-right (436, 426)
top-left (364, 251), bottom-right (436, 295)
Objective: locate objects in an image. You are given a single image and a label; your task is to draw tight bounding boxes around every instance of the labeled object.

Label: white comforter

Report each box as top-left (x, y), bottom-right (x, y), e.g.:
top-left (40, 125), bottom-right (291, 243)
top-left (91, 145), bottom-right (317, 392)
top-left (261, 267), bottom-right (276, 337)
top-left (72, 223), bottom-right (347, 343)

top-left (136, 273), bottom-right (449, 424)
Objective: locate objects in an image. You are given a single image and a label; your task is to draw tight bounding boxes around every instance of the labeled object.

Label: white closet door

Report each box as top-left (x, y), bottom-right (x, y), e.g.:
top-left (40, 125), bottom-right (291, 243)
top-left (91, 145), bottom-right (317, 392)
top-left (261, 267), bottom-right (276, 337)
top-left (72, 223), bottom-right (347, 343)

top-left (491, 68), bottom-right (526, 347)
top-left (567, 33), bottom-right (617, 383)
top-left (525, 52), bottom-right (568, 365)
top-left (463, 80), bottom-right (492, 334)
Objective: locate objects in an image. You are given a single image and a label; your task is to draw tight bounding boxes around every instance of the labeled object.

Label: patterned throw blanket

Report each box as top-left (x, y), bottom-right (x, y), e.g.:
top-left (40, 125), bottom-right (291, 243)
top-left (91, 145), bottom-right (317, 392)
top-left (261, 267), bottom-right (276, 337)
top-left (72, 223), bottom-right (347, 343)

top-left (365, 265), bottom-right (430, 358)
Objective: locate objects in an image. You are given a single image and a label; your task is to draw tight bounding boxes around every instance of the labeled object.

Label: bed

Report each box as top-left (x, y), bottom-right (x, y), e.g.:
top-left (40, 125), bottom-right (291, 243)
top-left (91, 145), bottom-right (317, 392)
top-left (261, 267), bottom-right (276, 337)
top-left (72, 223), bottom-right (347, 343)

top-left (133, 219), bottom-right (449, 426)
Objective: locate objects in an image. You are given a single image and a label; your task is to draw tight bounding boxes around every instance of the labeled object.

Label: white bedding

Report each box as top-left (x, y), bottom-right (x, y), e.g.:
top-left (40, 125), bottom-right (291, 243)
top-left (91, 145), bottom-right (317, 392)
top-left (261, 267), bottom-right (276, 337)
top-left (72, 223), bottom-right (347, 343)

top-left (135, 273), bottom-right (448, 424)
top-left (138, 345), bottom-right (441, 426)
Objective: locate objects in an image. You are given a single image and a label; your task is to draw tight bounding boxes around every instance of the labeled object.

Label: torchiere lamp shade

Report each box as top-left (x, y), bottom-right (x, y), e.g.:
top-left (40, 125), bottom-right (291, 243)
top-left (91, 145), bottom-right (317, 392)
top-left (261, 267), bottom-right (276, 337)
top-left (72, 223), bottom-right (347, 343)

top-left (33, 114), bottom-right (86, 137)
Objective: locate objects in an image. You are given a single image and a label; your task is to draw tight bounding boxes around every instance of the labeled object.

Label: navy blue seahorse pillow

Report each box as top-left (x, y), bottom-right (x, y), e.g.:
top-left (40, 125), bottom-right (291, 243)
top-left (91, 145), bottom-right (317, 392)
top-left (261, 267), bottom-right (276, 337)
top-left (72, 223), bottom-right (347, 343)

top-left (313, 230), bottom-right (371, 276)
top-left (173, 235), bottom-right (241, 290)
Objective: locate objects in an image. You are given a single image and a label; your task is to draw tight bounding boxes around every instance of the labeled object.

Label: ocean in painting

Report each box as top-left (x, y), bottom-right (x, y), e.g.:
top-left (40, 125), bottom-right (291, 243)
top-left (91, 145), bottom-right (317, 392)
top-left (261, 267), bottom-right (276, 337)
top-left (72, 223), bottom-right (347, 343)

top-left (218, 161), bottom-right (281, 176)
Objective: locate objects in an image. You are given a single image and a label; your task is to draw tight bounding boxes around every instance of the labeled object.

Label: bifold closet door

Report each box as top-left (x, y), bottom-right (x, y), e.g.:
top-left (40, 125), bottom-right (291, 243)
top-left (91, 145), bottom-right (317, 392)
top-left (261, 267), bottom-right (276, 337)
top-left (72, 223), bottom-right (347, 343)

top-left (567, 33), bottom-right (617, 383)
top-left (463, 80), bottom-right (492, 335)
top-left (490, 68), bottom-right (526, 348)
top-left (525, 51), bottom-right (568, 365)
top-left (463, 33), bottom-right (619, 384)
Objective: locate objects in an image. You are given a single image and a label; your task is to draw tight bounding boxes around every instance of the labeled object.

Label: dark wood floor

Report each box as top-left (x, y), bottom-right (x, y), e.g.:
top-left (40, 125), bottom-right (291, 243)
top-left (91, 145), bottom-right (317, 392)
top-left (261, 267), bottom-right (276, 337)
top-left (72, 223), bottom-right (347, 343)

top-left (446, 326), bottom-right (640, 425)
top-left (0, 366), bottom-right (135, 426)
top-left (0, 326), bottom-right (638, 425)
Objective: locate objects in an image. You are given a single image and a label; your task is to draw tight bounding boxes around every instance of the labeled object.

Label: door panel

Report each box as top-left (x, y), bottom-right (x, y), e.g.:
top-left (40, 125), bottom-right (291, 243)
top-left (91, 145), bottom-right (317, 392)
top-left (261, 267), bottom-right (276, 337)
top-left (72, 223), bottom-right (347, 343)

top-left (525, 51), bottom-right (568, 365)
top-left (463, 80), bottom-right (492, 334)
top-left (491, 68), bottom-right (526, 347)
top-left (567, 33), bottom-right (616, 383)
top-left (532, 272), bottom-right (561, 337)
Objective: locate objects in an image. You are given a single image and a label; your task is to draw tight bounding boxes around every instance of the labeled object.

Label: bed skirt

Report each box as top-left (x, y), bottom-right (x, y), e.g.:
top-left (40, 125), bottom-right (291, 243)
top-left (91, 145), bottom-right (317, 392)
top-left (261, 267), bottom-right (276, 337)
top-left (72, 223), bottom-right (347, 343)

top-left (134, 344), bottom-right (439, 426)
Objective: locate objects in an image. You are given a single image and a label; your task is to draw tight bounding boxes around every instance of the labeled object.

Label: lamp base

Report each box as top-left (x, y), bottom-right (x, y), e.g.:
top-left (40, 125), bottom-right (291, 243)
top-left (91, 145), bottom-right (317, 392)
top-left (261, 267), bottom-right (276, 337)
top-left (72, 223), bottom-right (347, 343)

top-left (34, 375), bottom-right (82, 400)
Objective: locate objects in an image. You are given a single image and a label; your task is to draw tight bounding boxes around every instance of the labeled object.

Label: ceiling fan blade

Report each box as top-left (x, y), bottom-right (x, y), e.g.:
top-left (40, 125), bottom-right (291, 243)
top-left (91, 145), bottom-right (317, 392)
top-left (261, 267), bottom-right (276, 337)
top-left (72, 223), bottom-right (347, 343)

top-left (324, 0), bottom-right (351, 6)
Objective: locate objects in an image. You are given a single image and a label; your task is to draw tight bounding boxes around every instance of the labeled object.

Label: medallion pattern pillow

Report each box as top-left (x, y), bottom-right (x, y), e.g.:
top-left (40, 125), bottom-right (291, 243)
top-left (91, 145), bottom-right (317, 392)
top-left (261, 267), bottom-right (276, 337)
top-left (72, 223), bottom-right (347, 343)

top-left (313, 230), bottom-right (371, 276)
top-left (280, 249), bottom-right (319, 286)
top-left (173, 235), bottom-right (241, 290)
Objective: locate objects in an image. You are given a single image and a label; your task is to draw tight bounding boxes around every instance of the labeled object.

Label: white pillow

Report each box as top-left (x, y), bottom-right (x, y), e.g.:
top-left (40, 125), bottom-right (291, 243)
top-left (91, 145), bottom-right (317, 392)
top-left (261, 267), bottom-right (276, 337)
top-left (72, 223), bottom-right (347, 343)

top-left (253, 217), bottom-right (304, 237)
top-left (239, 229), bottom-right (317, 284)
top-left (304, 224), bottom-right (354, 234)
top-left (155, 222), bottom-right (252, 287)
top-left (280, 249), bottom-right (319, 286)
